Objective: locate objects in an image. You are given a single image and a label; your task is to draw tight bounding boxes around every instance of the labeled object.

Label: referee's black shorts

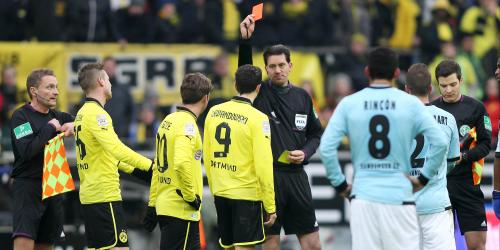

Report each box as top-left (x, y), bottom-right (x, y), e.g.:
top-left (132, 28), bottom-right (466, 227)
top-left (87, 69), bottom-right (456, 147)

top-left (12, 178), bottom-right (64, 244)
top-left (158, 215), bottom-right (200, 250)
top-left (447, 178), bottom-right (487, 234)
top-left (81, 201), bottom-right (129, 249)
top-left (266, 168), bottom-right (319, 235)
top-left (214, 196), bottom-right (265, 248)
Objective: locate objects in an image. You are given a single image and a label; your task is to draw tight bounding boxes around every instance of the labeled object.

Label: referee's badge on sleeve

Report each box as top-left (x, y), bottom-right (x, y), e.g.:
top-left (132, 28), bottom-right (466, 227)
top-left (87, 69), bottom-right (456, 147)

top-left (484, 116), bottom-right (492, 131)
top-left (13, 122), bottom-right (33, 139)
top-left (295, 114), bottom-right (307, 130)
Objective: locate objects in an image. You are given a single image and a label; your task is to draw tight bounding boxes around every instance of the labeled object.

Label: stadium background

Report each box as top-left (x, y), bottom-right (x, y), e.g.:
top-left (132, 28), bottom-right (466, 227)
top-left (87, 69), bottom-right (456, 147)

top-left (0, 0), bottom-right (499, 249)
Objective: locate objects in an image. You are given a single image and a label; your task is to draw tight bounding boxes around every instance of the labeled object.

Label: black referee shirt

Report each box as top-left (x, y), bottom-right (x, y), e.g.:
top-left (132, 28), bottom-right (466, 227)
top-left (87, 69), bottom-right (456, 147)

top-left (10, 103), bottom-right (74, 179)
top-left (239, 39), bottom-right (323, 170)
top-left (431, 95), bottom-right (491, 179)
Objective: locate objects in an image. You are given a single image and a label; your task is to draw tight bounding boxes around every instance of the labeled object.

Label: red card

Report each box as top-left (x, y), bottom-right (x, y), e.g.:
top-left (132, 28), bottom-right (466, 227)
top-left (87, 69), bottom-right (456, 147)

top-left (252, 3), bottom-right (263, 21)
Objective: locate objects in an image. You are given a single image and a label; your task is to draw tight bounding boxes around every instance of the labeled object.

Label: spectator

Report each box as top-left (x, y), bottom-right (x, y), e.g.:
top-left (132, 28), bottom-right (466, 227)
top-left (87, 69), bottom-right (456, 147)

top-left (0, 0), bottom-right (26, 41)
top-left (208, 51), bottom-right (234, 99)
top-left (177, 0), bottom-right (225, 44)
top-left (336, 33), bottom-right (369, 91)
top-left (460, 0), bottom-right (499, 59)
top-left (302, 0), bottom-right (336, 46)
top-left (66, 0), bottom-right (125, 44)
top-left (0, 66), bottom-right (18, 124)
top-left (320, 73), bottom-right (353, 126)
top-left (369, 0), bottom-right (395, 46)
top-left (103, 57), bottom-right (135, 141)
top-left (482, 32), bottom-right (500, 80)
top-left (388, 0), bottom-right (420, 50)
top-left (484, 77), bottom-right (500, 146)
top-left (276, 0), bottom-right (311, 46)
top-left (25, 0), bottom-right (66, 41)
top-left (115, 0), bottom-right (155, 43)
top-left (418, 0), bottom-right (457, 64)
top-left (336, 0), bottom-right (371, 47)
top-left (132, 83), bottom-right (159, 150)
top-left (152, 0), bottom-right (179, 43)
top-left (459, 33), bottom-right (488, 88)
top-left (301, 79), bottom-right (321, 116)
top-left (0, 65), bottom-right (18, 151)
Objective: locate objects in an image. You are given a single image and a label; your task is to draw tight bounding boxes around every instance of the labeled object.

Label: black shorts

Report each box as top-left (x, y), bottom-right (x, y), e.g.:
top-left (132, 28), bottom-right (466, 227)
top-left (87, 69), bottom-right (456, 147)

top-left (267, 169), bottom-right (319, 235)
top-left (214, 196), bottom-right (265, 248)
top-left (81, 201), bottom-right (129, 249)
top-left (158, 215), bottom-right (200, 250)
top-left (447, 178), bottom-right (487, 234)
top-left (12, 178), bottom-right (64, 244)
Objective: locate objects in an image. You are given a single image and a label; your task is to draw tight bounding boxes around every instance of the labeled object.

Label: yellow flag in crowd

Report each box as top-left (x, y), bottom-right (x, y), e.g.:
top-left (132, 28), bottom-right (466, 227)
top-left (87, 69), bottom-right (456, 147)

top-left (42, 133), bottom-right (75, 200)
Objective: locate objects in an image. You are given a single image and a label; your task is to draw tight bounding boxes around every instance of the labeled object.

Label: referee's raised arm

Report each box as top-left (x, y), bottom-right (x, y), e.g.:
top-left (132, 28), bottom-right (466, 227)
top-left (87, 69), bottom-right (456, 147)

top-left (238, 14), bottom-right (255, 67)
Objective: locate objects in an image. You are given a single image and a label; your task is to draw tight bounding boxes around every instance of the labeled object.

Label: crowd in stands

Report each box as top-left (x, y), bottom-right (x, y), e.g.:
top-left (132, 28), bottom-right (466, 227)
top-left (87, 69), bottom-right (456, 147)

top-left (0, 0), bottom-right (499, 151)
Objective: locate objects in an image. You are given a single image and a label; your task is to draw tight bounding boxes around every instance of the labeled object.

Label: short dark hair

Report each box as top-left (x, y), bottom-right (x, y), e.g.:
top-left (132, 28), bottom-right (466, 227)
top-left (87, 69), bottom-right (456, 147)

top-left (235, 65), bottom-right (262, 94)
top-left (368, 47), bottom-right (399, 80)
top-left (180, 73), bottom-right (213, 104)
top-left (78, 63), bottom-right (104, 93)
top-left (406, 63), bottom-right (431, 96)
top-left (435, 59), bottom-right (462, 81)
top-left (263, 44), bottom-right (291, 65)
top-left (26, 68), bottom-right (55, 99)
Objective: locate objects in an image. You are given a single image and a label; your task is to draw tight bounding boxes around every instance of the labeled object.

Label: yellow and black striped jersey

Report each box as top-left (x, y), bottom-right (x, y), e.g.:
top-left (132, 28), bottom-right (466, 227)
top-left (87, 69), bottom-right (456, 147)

top-left (148, 107), bottom-right (203, 221)
top-left (203, 96), bottom-right (275, 213)
top-left (74, 98), bottom-right (152, 204)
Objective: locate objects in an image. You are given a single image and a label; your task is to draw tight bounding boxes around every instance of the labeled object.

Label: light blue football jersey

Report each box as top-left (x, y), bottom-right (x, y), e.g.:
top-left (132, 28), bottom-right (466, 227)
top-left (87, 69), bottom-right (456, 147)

top-left (412, 105), bottom-right (460, 215)
top-left (320, 85), bottom-right (448, 205)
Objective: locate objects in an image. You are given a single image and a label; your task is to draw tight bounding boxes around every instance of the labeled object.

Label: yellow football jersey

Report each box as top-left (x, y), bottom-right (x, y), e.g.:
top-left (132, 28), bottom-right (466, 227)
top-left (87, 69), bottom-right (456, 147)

top-left (74, 98), bottom-right (152, 204)
top-left (203, 96), bottom-right (275, 213)
top-left (148, 107), bottom-right (203, 221)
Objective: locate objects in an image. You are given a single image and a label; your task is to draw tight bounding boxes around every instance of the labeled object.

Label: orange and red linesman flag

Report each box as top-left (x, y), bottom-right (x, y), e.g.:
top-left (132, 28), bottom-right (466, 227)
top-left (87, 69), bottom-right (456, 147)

top-left (42, 133), bottom-right (75, 200)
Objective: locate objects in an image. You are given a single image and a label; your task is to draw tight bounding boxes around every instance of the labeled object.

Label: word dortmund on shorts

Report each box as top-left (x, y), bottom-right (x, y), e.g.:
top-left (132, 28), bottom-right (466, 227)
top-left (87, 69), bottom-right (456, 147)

top-left (211, 110), bottom-right (248, 124)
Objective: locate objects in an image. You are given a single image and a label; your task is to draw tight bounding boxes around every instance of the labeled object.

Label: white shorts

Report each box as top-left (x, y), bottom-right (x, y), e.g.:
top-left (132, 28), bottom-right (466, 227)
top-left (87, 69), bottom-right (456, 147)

top-left (350, 199), bottom-right (420, 250)
top-left (418, 210), bottom-right (456, 250)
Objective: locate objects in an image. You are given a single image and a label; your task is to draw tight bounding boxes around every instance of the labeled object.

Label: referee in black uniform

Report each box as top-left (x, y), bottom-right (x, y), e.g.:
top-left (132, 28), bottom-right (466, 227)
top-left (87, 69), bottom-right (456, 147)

top-left (431, 60), bottom-right (490, 250)
top-left (238, 15), bottom-right (323, 250)
top-left (10, 69), bottom-right (74, 250)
